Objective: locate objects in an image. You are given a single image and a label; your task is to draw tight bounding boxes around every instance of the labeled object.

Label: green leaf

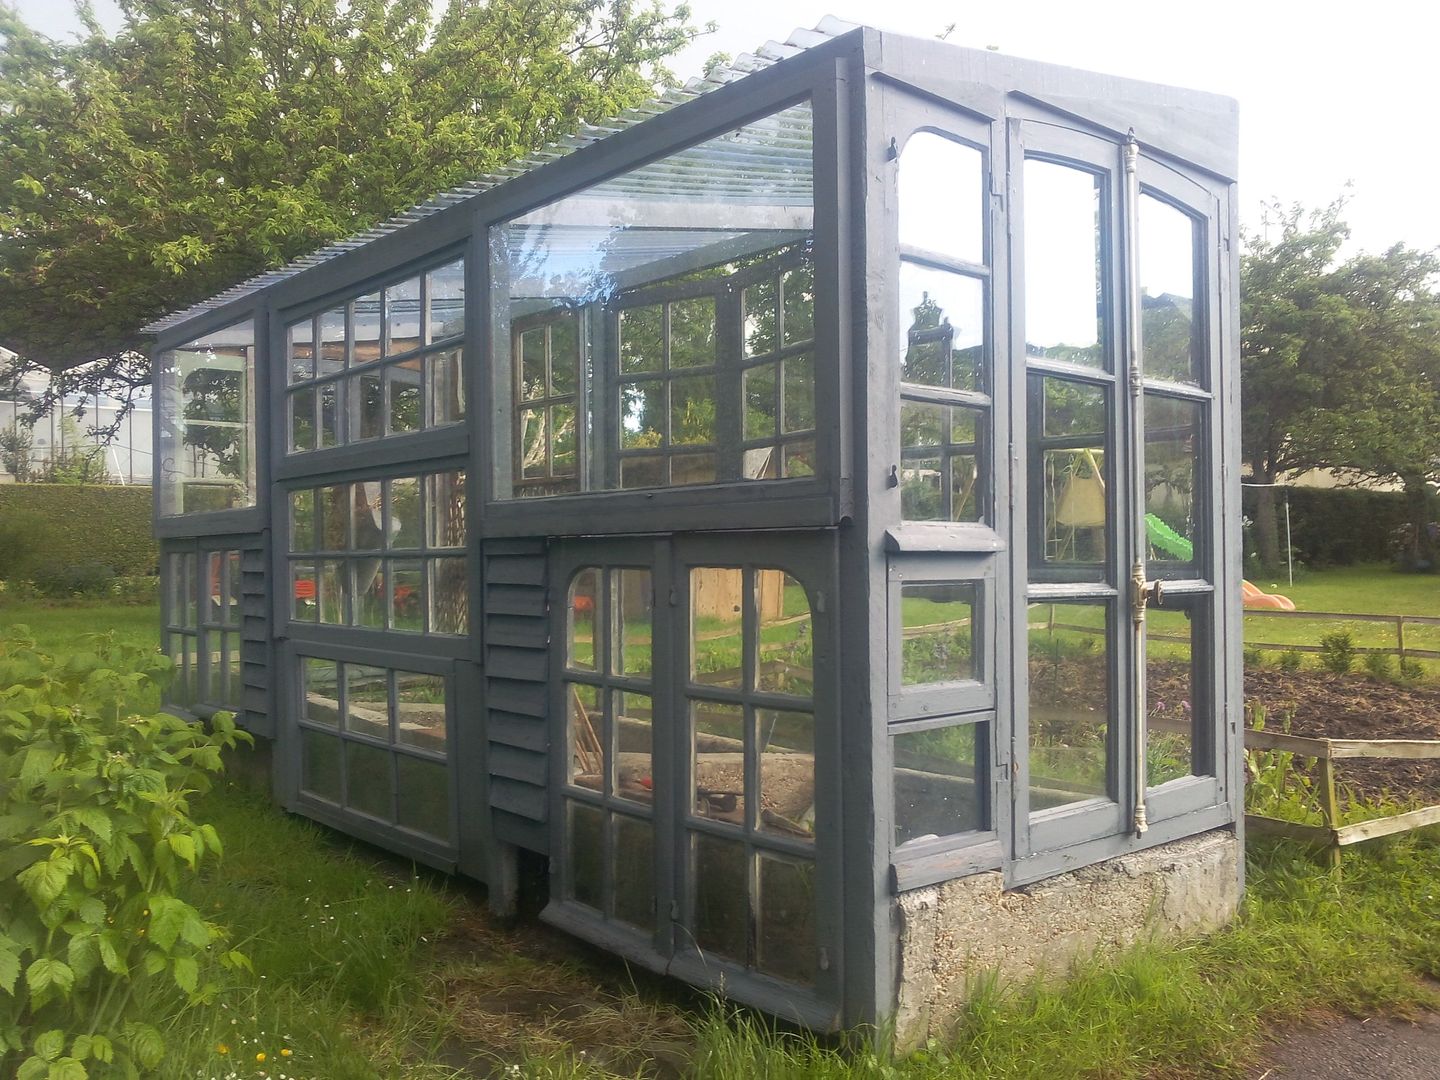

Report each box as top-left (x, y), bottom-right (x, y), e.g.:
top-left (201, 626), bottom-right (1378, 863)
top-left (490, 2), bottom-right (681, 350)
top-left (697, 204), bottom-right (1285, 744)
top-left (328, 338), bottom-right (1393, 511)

top-left (75, 897), bottom-right (106, 927)
top-left (17, 1056), bottom-right (47, 1080)
top-left (48, 1057), bottom-right (88, 1080)
top-left (96, 931), bottom-right (127, 976)
top-left (66, 932), bottom-right (98, 982)
top-left (198, 823), bottom-right (222, 857)
top-left (86, 1035), bottom-right (112, 1065)
top-left (167, 833), bottom-right (196, 869)
top-left (17, 855), bottom-right (71, 907)
top-left (171, 954), bottom-right (197, 994)
top-left (0, 947), bottom-right (20, 994)
top-left (25, 958), bottom-right (74, 997)
top-left (123, 1023), bottom-right (164, 1071)
top-left (18, 746), bottom-right (57, 788)
top-left (34, 1030), bottom-right (64, 1062)
top-left (69, 1035), bottom-right (91, 1061)
top-left (145, 895), bottom-right (189, 952)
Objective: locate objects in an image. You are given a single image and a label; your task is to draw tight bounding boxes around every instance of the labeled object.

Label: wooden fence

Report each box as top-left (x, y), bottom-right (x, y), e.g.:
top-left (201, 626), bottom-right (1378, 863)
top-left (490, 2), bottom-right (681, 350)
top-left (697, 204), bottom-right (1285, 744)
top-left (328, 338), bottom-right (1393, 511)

top-left (1242, 609), bottom-right (1440, 662)
top-left (1243, 727), bottom-right (1440, 865)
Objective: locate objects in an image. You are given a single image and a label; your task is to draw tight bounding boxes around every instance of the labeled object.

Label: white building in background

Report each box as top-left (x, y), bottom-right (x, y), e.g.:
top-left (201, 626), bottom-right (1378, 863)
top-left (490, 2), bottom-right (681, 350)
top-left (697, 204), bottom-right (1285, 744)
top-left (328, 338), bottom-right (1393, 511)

top-left (0, 355), bottom-right (154, 485)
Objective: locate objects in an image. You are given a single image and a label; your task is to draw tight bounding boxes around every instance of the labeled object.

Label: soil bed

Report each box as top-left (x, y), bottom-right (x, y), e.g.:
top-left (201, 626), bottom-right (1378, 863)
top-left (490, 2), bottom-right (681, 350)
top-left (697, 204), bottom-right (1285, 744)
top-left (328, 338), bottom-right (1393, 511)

top-left (1242, 668), bottom-right (1440, 804)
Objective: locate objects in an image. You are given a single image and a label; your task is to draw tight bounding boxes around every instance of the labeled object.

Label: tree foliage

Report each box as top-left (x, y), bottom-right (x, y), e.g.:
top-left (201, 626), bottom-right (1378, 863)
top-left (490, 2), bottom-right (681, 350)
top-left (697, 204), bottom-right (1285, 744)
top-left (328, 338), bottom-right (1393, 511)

top-left (0, 0), bottom-right (703, 420)
top-left (1241, 199), bottom-right (1440, 571)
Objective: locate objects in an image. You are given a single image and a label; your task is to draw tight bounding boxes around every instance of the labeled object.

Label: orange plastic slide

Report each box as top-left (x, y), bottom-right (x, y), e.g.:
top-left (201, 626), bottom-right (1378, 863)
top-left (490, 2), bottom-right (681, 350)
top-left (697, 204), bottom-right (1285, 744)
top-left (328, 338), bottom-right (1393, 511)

top-left (1242, 580), bottom-right (1296, 611)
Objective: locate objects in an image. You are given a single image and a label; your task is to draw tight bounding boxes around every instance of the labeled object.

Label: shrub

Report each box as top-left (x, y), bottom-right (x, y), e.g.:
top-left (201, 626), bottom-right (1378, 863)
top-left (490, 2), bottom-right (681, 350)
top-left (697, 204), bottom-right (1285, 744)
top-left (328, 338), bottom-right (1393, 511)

top-left (1318, 630), bottom-right (1357, 675)
top-left (0, 628), bottom-right (251, 1078)
top-left (1363, 652), bottom-right (1395, 681)
top-left (0, 510), bottom-right (54, 583)
top-left (1278, 649), bottom-right (1305, 673)
top-left (0, 485), bottom-right (155, 576)
top-left (27, 560), bottom-right (116, 600)
top-left (1399, 657), bottom-right (1427, 683)
top-left (1243, 647), bottom-right (1265, 669)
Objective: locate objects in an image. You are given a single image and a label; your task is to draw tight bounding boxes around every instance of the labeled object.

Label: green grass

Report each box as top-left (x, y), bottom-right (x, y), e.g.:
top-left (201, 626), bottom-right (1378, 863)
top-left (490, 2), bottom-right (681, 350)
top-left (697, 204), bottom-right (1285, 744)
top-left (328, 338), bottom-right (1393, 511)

top-left (0, 598), bottom-right (160, 654)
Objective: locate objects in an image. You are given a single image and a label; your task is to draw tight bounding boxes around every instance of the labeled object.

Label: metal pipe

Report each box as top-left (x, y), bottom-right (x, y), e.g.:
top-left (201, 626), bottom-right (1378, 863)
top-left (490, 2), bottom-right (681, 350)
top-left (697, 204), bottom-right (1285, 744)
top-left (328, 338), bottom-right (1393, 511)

top-left (1123, 130), bottom-right (1148, 836)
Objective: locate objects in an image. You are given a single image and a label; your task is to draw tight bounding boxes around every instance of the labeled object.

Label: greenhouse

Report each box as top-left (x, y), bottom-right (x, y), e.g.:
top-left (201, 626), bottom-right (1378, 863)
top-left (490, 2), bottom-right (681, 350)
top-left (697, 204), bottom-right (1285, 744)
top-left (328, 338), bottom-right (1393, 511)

top-left (147, 20), bottom-right (1243, 1041)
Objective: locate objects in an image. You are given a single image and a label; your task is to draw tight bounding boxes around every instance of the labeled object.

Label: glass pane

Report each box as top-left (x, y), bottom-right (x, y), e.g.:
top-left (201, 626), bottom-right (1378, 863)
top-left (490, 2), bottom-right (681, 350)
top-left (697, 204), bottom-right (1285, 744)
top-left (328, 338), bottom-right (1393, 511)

top-left (387, 477), bottom-right (421, 549)
top-left (300, 730), bottom-right (341, 802)
top-left (619, 306), bottom-right (663, 374)
top-left (428, 557), bottom-right (468, 635)
top-left (385, 276), bottom-right (422, 355)
top-left (619, 456), bottom-right (664, 490)
top-left (520, 328), bottom-right (547, 400)
top-left (345, 741), bottom-right (392, 820)
top-left (357, 372), bottom-right (383, 440)
top-left (289, 387), bottom-right (315, 452)
top-left (427, 259), bottom-right (466, 342)
top-left (785, 440), bottom-right (816, 479)
top-left (756, 854), bottom-right (815, 985)
top-left (519, 409), bottom-right (549, 479)
top-left (1140, 195), bottom-right (1202, 385)
top-left (671, 376), bottom-right (715, 445)
top-left (301, 657), bottom-right (340, 728)
top-left (566, 682), bottom-right (602, 788)
top-left (396, 756), bottom-right (450, 840)
top-left (782, 353), bottom-right (815, 433)
top-left (287, 319), bottom-right (314, 383)
top-left (691, 568), bottom-right (743, 688)
top-left (614, 690), bottom-right (653, 805)
top-left (352, 293), bottom-right (383, 365)
top-left (901, 401), bottom-right (985, 522)
top-left (613, 816), bottom-right (654, 930)
top-left (1144, 394), bottom-right (1202, 572)
top-left (319, 308), bottom-right (347, 371)
top-left (1028, 601), bottom-right (1110, 808)
top-left (670, 298), bottom-right (716, 368)
top-left (552, 404), bottom-right (577, 477)
top-left (671, 452), bottom-right (716, 486)
top-left (387, 362), bottom-right (423, 434)
top-left (388, 559), bottom-right (424, 631)
top-left (620, 381), bottom-right (664, 449)
top-left (692, 700), bottom-right (744, 826)
top-left (568, 801), bottom-right (604, 909)
top-left (756, 572), bottom-right (812, 697)
top-left (758, 709), bottom-right (814, 840)
top-left (354, 560), bottom-right (385, 628)
top-left (743, 278), bottom-right (778, 356)
top-left (429, 348), bottom-right (465, 426)
top-left (344, 663), bottom-right (390, 741)
top-left (894, 723), bottom-right (984, 844)
top-left (426, 471), bottom-right (467, 548)
top-left (1024, 159), bottom-right (1104, 367)
top-left (613, 569), bottom-right (652, 678)
top-left (551, 316), bottom-right (578, 395)
top-left (1148, 593), bottom-right (1205, 786)
top-left (290, 560), bottom-right (317, 622)
top-left (318, 560), bottom-right (349, 624)
top-left (781, 266), bottom-right (814, 346)
top-left (899, 262), bottom-right (985, 390)
top-left (319, 381), bottom-right (340, 447)
top-left (568, 569), bottom-right (599, 672)
top-left (182, 553), bottom-right (197, 626)
top-left (224, 551), bottom-right (242, 626)
top-left (899, 132), bottom-right (984, 265)
top-left (901, 582), bottom-right (977, 686)
top-left (1034, 376), bottom-right (1108, 568)
top-left (289, 489), bottom-right (315, 552)
top-left (744, 363), bottom-right (778, 440)
top-left (692, 833), bottom-right (747, 964)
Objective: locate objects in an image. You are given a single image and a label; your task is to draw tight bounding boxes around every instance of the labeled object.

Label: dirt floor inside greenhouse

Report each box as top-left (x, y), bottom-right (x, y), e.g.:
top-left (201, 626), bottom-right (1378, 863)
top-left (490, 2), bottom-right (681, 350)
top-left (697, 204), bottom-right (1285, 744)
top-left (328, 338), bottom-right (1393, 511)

top-left (1240, 668), bottom-right (1440, 804)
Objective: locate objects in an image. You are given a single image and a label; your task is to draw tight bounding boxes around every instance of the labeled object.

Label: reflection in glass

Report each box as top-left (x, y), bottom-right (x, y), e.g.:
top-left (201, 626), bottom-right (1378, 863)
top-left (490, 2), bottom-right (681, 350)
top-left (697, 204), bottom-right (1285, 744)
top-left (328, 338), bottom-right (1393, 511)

top-left (427, 260), bottom-right (466, 342)
top-left (568, 569), bottom-right (599, 671)
top-left (1145, 394), bottom-right (1202, 570)
top-left (387, 362), bottom-right (422, 434)
top-left (692, 700), bottom-right (745, 826)
top-left (755, 572), bottom-right (813, 698)
top-left (613, 569), bottom-right (653, 677)
top-left (344, 664), bottom-right (390, 740)
top-left (387, 477), bottom-right (421, 549)
top-left (1147, 593), bottom-right (1205, 786)
top-left (288, 319), bottom-right (314, 383)
top-left (1033, 376), bottom-right (1108, 567)
top-left (613, 816), bottom-right (654, 929)
top-left (894, 723), bottom-right (984, 844)
top-left (1024, 160), bottom-right (1104, 366)
top-left (395, 671), bottom-right (447, 753)
top-left (358, 372), bottom-right (383, 440)
top-left (388, 559), bottom-right (424, 631)
top-left (756, 854), bottom-right (815, 983)
top-left (899, 263), bottom-right (985, 390)
top-left (396, 756), bottom-right (449, 839)
top-left (290, 489), bottom-right (315, 551)
top-left (1140, 195), bottom-right (1201, 385)
top-left (566, 682), bottom-right (602, 786)
top-left (346, 741), bottom-right (391, 820)
top-left (429, 557), bottom-right (468, 635)
top-left (614, 691), bottom-right (653, 804)
top-left (900, 582), bottom-right (977, 686)
top-left (692, 833), bottom-right (746, 963)
top-left (899, 132), bottom-right (984, 265)
top-left (1027, 601), bottom-right (1110, 808)
top-left (302, 656), bottom-right (339, 728)
top-left (691, 568), bottom-right (743, 688)
top-left (319, 308), bottom-right (346, 370)
top-left (900, 401), bottom-right (984, 522)
top-left (758, 709), bottom-right (814, 840)
top-left (352, 293), bottom-right (383, 365)
top-left (301, 730), bottom-right (341, 802)
top-left (568, 801), bottom-right (603, 908)
top-left (429, 348), bottom-right (465, 426)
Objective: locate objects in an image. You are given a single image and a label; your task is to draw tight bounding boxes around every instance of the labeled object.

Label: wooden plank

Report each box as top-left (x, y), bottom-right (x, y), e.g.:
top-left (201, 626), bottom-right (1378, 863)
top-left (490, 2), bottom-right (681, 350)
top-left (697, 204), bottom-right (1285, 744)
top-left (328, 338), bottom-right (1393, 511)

top-left (1242, 728), bottom-right (1333, 758)
top-left (1243, 610), bottom-right (1440, 626)
top-left (1243, 814), bottom-right (1334, 844)
top-left (1317, 757), bottom-right (1341, 867)
top-left (486, 556), bottom-right (547, 587)
top-left (1335, 803), bottom-right (1440, 845)
top-left (1328, 739), bottom-right (1440, 761)
top-left (484, 644), bottom-right (548, 683)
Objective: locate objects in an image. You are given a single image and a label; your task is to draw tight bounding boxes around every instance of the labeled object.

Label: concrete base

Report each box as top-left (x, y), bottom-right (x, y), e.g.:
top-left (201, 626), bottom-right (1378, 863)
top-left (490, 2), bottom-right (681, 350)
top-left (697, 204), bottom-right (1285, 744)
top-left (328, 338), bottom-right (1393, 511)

top-left (893, 828), bottom-right (1240, 1050)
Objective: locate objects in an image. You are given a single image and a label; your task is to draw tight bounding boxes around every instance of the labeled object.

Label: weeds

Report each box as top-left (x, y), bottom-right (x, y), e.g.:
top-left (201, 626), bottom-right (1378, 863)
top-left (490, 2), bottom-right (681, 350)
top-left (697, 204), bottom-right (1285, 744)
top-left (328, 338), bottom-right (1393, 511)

top-left (1318, 630), bottom-right (1358, 674)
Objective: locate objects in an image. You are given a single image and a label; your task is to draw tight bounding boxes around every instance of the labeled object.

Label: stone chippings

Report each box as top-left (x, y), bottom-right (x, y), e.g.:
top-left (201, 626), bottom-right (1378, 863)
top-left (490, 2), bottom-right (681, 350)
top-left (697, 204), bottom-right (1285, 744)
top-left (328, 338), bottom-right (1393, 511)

top-left (893, 829), bottom-right (1240, 1050)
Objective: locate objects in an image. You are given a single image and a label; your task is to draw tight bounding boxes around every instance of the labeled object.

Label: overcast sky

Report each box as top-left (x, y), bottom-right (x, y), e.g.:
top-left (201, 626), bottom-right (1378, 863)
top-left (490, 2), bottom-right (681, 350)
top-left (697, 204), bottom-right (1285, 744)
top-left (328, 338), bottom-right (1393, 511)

top-left (13, 0), bottom-right (1440, 257)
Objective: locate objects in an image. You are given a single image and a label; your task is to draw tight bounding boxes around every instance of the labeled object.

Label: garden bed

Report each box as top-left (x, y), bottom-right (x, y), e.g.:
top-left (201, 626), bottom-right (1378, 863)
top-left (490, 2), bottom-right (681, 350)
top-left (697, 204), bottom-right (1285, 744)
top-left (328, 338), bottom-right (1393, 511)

top-left (1240, 667), bottom-right (1440, 803)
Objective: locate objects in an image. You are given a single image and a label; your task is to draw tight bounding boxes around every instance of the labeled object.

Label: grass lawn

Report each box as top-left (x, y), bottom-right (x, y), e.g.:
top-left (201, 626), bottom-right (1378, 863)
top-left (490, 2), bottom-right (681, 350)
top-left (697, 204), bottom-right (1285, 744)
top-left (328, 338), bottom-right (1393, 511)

top-left (0, 598), bottom-right (160, 654)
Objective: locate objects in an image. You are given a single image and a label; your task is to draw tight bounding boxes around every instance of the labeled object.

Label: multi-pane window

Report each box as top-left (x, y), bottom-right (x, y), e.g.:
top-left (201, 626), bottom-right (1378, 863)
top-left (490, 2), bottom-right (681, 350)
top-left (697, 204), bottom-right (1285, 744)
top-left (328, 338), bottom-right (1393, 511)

top-left (561, 567), bottom-right (656, 931)
top-left (157, 320), bottom-right (256, 515)
top-left (494, 102), bottom-right (817, 500)
top-left (287, 470), bottom-right (468, 635)
top-left (163, 549), bottom-right (242, 713)
top-left (297, 658), bottom-right (451, 843)
top-left (896, 133), bottom-right (991, 523)
top-left (687, 566), bottom-right (817, 986)
top-left (285, 259), bottom-right (464, 454)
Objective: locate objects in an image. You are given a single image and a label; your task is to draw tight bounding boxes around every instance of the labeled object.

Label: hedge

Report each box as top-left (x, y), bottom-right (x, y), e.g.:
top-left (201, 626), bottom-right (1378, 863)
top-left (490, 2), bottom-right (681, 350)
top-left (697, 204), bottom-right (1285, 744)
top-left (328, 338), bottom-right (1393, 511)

top-left (1242, 485), bottom-right (1437, 567)
top-left (0, 483), bottom-right (156, 575)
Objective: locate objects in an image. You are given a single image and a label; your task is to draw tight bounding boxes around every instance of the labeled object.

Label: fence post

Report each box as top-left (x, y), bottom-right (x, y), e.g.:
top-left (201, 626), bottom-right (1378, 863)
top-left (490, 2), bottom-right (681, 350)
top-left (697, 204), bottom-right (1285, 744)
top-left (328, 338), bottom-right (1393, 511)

top-left (1397, 617), bottom-right (1406, 665)
top-left (1317, 754), bottom-right (1341, 868)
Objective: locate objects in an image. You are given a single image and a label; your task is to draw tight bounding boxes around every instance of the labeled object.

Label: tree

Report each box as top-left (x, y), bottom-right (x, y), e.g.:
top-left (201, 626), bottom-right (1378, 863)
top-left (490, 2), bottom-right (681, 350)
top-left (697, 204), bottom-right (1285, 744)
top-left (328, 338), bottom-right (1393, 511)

top-left (0, 0), bottom-right (704, 425)
top-left (1241, 199), bottom-right (1440, 572)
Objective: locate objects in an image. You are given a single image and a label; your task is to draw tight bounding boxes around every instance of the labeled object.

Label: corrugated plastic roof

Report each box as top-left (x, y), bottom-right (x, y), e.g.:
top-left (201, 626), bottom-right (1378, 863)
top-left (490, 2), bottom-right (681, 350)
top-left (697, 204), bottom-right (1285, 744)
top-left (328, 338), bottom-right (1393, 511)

top-left (142, 16), bottom-right (858, 336)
